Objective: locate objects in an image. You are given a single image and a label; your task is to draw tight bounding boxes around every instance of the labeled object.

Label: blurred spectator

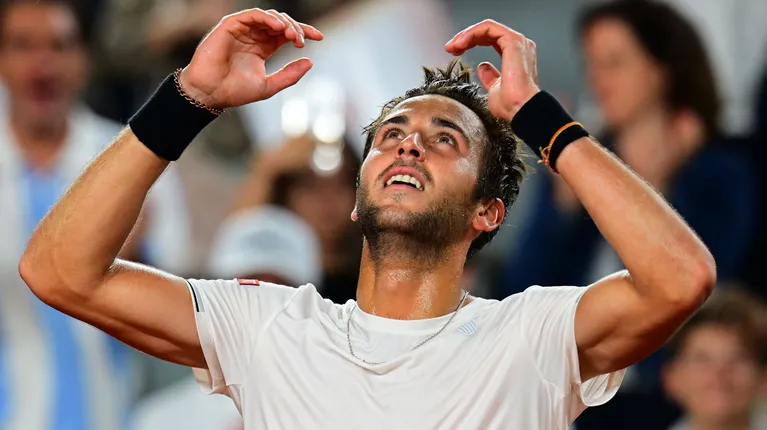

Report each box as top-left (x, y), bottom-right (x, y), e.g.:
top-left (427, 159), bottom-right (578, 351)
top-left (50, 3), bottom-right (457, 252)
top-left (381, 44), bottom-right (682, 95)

top-left (0, 0), bottom-right (190, 428)
top-left (499, 5), bottom-right (757, 424)
top-left (232, 136), bottom-right (361, 304)
top-left (208, 205), bottom-right (322, 285)
top-left (663, 289), bottom-right (767, 430)
top-left (502, 0), bottom-right (755, 297)
top-left (132, 205), bottom-right (321, 430)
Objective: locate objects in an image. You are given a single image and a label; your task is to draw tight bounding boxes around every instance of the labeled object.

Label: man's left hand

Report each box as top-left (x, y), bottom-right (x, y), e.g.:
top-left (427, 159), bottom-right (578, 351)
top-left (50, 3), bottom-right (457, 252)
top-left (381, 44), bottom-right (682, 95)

top-left (445, 20), bottom-right (541, 122)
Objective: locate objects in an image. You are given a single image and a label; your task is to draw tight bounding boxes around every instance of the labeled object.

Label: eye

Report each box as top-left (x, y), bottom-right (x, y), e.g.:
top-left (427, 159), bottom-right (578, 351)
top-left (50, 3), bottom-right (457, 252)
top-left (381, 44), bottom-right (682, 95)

top-left (383, 128), bottom-right (403, 140)
top-left (436, 133), bottom-right (456, 146)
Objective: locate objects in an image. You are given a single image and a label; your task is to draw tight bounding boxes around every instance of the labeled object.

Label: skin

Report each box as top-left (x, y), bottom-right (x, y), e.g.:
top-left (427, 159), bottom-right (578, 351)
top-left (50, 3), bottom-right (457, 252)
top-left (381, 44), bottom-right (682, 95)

top-left (663, 325), bottom-right (767, 430)
top-left (353, 95), bottom-right (498, 318)
top-left (21, 8), bottom-right (715, 388)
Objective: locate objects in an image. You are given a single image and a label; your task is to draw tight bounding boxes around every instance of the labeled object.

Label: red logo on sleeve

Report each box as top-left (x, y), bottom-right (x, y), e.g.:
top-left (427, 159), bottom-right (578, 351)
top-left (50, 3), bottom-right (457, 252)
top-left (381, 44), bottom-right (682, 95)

top-left (237, 279), bottom-right (260, 286)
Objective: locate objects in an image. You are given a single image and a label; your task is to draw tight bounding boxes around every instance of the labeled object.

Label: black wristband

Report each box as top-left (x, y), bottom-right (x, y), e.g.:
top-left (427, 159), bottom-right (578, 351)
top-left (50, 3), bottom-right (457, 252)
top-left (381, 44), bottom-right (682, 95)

top-left (128, 73), bottom-right (219, 161)
top-left (510, 91), bottom-right (589, 170)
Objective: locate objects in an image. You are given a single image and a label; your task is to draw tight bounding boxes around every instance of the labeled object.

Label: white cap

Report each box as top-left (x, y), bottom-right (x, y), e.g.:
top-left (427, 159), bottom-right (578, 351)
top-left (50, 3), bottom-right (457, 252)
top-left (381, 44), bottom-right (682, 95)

top-left (208, 205), bottom-right (322, 286)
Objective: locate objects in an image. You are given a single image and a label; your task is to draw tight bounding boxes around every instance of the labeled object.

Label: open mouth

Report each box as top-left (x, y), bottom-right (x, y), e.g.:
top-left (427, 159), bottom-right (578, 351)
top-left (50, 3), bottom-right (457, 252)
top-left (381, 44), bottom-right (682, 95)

top-left (384, 174), bottom-right (424, 191)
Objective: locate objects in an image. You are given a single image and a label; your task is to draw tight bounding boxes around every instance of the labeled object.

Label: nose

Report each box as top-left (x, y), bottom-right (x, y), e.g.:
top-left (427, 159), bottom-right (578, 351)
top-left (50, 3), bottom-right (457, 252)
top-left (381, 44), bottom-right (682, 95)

top-left (396, 132), bottom-right (425, 162)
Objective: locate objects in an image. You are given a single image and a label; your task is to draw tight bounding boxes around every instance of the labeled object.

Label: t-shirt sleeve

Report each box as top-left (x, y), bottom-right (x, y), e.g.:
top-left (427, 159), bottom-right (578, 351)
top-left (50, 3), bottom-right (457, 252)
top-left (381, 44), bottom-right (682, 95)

top-left (519, 286), bottom-right (625, 412)
top-left (186, 279), bottom-right (299, 396)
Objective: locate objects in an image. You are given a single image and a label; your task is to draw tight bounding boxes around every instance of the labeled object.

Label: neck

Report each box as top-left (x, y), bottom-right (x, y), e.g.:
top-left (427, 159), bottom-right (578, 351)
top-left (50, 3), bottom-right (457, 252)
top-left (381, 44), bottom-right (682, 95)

top-left (10, 111), bottom-right (68, 171)
top-left (355, 239), bottom-right (468, 320)
top-left (688, 413), bottom-right (752, 430)
top-left (614, 108), bottom-right (690, 191)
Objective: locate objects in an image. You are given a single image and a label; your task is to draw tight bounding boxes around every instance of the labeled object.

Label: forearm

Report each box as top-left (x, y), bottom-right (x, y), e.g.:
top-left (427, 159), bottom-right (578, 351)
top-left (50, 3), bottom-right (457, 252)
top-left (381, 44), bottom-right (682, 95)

top-left (21, 128), bottom-right (169, 294)
top-left (557, 138), bottom-right (715, 299)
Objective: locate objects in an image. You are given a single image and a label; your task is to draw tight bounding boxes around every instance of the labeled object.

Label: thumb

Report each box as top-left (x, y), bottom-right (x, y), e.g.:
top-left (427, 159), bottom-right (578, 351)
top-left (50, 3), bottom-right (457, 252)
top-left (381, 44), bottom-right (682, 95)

top-left (477, 62), bottom-right (501, 91)
top-left (263, 58), bottom-right (313, 99)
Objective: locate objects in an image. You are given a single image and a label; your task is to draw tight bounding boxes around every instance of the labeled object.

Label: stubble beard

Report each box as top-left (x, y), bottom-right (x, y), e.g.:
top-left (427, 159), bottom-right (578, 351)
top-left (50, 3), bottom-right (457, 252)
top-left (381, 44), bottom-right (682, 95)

top-left (355, 183), bottom-right (475, 270)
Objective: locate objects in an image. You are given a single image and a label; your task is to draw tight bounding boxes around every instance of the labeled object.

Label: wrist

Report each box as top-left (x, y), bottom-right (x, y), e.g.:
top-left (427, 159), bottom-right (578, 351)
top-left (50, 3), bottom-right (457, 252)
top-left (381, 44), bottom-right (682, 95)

top-left (128, 71), bottom-right (220, 161)
top-left (510, 91), bottom-right (589, 172)
top-left (178, 68), bottom-right (222, 112)
top-left (505, 88), bottom-right (541, 122)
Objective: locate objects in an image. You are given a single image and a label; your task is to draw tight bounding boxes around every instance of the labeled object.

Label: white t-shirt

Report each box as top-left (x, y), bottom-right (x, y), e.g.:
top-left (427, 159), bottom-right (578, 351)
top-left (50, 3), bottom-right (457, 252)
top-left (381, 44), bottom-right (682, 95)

top-left (187, 279), bottom-right (625, 430)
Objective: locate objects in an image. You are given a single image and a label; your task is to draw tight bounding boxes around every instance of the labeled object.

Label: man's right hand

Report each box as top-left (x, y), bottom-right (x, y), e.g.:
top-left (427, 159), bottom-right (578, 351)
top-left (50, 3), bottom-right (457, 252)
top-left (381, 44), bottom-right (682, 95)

top-left (178, 8), bottom-right (323, 110)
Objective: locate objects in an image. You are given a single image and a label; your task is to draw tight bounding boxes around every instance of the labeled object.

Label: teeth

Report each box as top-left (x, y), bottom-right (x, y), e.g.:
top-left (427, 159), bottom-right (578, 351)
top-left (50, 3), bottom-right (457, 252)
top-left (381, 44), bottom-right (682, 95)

top-left (385, 174), bottom-right (424, 190)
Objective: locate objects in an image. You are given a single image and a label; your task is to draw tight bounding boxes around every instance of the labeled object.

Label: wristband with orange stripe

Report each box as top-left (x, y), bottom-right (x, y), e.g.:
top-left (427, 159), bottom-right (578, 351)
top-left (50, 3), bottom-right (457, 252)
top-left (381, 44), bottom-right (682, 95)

top-left (510, 91), bottom-right (589, 171)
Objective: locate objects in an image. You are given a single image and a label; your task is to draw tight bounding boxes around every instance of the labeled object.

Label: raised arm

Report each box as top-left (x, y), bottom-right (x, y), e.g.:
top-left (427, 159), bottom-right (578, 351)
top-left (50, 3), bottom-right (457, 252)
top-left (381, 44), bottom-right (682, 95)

top-left (19, 8), bottom-right (322, 368)
top-left (446, 20), bottom-right (715, 381)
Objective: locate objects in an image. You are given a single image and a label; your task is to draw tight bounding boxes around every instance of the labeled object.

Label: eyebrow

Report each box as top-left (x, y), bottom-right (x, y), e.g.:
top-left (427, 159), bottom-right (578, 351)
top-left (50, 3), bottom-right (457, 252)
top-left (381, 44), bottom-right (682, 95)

top-left (379, 115), bottom-right (471, 146)
top-left (432, 117), bottom-right (470, 146)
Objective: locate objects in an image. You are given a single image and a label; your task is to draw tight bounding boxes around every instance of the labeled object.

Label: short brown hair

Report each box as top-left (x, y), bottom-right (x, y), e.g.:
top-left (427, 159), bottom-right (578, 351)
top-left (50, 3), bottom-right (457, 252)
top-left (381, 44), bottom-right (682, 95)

top-left (666, 289), bottom-right (767, 366)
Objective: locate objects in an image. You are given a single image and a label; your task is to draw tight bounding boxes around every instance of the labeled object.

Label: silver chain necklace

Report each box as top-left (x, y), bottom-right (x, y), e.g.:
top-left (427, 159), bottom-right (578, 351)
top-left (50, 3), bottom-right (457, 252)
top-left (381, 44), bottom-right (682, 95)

top-left (346, 290), bottom-right (469, 365)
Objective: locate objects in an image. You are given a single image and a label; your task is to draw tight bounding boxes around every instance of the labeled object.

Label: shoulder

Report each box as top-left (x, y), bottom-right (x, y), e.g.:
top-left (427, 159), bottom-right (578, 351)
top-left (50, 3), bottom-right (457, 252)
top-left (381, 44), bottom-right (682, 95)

top-left (476, 285), bottom-right (588, 325)
top-left (187, 278), bottom-right (319, 310)
top-left (282, 283), bottom-right (346, 321)
top-left (514, 285), bottom-right (588, 309)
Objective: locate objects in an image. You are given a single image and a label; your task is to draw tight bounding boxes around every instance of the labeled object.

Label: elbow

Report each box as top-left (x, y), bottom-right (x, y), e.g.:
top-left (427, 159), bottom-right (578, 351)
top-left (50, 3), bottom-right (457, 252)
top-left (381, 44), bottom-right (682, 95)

top-left (19, 246), bottom-right (56, 304)
top-left (18, 243), bottom-right (73, 308)
top-left (671, 250), bottom-right (717, 311)
top-left (691, 251), bottom-right (717, 302)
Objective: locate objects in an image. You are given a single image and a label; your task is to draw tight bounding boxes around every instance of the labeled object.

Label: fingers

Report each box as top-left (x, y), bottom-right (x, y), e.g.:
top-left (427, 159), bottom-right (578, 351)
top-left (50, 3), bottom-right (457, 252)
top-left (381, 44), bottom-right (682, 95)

top-left (280, 11), bottom-right (306, 47)
top-left (263, 10), bottom-right (301, 47)
top-left (264, 58), bottom-right (313, 99)
top-left (477, 62), bottom-right (501, 91)
top-left (224, 8), bottom-right (286, 33)
top-left (445, 19), bottom-right (520, 56)
top-left (299, 23), bottom-right (324, 41)
top-left (224, 9), bottom-right (323, 47)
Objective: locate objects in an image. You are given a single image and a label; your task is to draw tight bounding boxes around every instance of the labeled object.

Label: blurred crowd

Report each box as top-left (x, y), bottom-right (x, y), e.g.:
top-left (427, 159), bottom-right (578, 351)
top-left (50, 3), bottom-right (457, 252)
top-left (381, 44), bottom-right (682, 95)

top-left (0, 0), bottom-right (764, 429)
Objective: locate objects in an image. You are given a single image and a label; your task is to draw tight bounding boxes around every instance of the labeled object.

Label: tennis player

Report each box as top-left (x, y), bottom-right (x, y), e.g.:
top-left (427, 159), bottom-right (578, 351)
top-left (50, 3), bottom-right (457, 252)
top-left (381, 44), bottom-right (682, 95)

top-left (20, 8), bottom-right (716, 429)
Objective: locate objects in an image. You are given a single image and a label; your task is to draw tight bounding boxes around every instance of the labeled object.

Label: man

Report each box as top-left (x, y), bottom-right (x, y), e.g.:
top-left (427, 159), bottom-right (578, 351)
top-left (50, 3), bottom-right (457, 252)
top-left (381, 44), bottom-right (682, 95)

top-left (663, 289), bottom-right (767, 430)
top-left (19, 8), bottom-right (716, 429)
top-left (0, 0), bottom-right (190, 428)
top-left (133, 205), bottom-right (320, 430)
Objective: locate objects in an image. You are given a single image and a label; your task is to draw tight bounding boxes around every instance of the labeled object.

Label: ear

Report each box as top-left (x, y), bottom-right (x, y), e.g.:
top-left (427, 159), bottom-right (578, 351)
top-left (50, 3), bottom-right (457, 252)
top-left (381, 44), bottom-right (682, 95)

top-left (471, 198), bottom-right (504, 234)
top-left (351, 206), bottom-right (359, 222)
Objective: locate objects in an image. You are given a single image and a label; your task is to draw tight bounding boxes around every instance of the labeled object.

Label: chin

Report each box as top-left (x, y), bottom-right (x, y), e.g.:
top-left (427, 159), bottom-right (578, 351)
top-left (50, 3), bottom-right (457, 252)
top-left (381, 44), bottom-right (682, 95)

top-left (372, 205), bottom-right (418, 228)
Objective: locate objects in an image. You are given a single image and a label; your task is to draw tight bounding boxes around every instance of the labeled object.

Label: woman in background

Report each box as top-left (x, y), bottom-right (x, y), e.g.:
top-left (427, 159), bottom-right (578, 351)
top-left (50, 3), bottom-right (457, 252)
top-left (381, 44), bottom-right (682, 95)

top-left (503, 0), bottom-right (755, 301)
top-left (503, 2), bottom-right (757, 428)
